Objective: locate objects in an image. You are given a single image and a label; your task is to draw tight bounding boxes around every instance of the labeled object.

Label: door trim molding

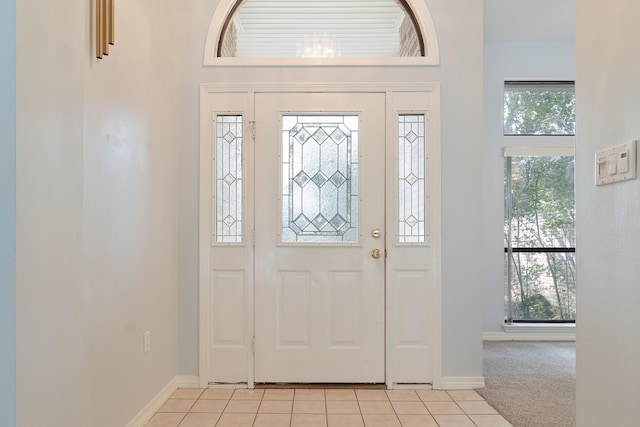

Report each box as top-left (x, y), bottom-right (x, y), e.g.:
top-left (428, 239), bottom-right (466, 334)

top-left (201, 82), bottom-right (440, 94)
top-left (440, 376), bottom-right (486, 390)
top-left (199, 82), bottom-right (442, 389)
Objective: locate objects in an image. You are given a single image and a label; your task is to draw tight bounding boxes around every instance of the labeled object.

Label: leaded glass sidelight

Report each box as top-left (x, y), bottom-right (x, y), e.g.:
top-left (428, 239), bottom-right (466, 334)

top-left (398, 114), bottom-right (425, 243)
top-left (215, 115), bottom-right (243, 243)
top-left (281, 115), bottom-right (359, 243)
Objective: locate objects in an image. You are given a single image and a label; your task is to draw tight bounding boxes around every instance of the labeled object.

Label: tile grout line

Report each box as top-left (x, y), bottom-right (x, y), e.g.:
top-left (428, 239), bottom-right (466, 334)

top-left (323, 389), bottom-right (327, 427)
top-left (386, 390), bottom-right (402, 427)
top-left (216, 388), bottom-right (240, 427)
top-left (443, 391), bottom-right (482, 427)
top-left (250, 389), bottom-right (263, 427)
top-left (173, 388), bottom-right (204, 427)
top-left (355, 390), bottom-right (364, 427)
top-left (155, 387), bottom-right (511, 427)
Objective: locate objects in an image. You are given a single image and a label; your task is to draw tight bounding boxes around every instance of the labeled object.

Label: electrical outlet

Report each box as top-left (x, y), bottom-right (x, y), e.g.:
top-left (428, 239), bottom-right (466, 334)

top-left (143, 330), bottom-right (151, 355)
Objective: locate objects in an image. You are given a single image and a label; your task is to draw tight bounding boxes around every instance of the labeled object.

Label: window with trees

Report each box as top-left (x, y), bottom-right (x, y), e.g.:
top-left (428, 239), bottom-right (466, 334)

top-left (504, 81), bottom-right (575, 136)
top-left (503, 82), bottom-right (576, 323)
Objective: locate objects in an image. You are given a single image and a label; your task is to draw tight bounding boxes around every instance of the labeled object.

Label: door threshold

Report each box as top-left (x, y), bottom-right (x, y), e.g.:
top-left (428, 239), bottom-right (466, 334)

top-left (255, 383), bottom-right (386, 389)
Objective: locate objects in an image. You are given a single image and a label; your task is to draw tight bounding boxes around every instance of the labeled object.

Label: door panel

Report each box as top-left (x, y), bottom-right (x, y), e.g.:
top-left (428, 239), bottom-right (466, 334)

top-left (254, 92), bottom-right (386, 383)
top-left (201, 92), bottom-right (254, 384)
top-left (385, 92), bottom-right (434, 384)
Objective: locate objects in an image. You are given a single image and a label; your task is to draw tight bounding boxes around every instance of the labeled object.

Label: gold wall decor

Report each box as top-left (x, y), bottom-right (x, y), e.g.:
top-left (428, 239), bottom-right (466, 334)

top-left (96, 0), bottom-right (115, 59)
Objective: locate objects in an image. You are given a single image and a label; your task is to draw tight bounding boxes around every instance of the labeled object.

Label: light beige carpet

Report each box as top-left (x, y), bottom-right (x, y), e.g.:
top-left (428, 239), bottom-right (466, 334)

top-left (477, 341), bottom-right (575, 427)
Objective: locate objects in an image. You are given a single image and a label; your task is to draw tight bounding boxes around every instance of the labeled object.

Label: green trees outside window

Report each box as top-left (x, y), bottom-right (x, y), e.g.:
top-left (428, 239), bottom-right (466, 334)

top-left (505, 156), bottom-right (576, 321)
top-left (504, 81), bottom-right (575, 136)
top-left (503, 81), bottom-right (576, 322)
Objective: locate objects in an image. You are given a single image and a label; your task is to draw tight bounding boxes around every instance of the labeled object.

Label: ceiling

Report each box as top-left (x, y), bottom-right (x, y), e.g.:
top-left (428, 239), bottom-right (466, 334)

top-left (226, 0), bottom-right (576, 58)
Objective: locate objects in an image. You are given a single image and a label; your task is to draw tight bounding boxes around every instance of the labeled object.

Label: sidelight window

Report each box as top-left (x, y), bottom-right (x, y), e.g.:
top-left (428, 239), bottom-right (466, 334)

top-left (398, 114), bottom-right (426, 243)
top-left (215, 115), bottom-right (244, 243)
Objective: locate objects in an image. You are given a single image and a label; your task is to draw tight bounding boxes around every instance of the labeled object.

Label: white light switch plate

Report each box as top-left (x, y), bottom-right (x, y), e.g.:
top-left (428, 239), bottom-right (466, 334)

top-left (595, 140), bottom-right (637, 186)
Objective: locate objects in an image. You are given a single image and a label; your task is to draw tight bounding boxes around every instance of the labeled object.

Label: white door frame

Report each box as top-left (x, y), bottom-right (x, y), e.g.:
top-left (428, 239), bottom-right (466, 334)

top-left (199, 82), bottom-right (442, 389)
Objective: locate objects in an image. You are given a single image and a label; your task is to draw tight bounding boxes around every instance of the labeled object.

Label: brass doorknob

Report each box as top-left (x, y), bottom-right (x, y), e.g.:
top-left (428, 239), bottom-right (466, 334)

top-left (371, 249), bottom-right (382, 259)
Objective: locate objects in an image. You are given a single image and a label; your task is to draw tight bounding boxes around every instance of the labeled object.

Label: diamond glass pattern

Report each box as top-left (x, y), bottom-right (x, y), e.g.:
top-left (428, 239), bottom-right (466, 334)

top-left (398, 115), bottom-right (426, 243)
top-left (330, 172), bottom-right (347, 187)
top-left (294, 171), bottom-right (311, 187)
top-left (282, 115), bottom-right (359, 243)
top-left (311, 171), bottom-right (329, 187)
top-left (312, 127), bottom-right (330, 144)
top-left (215, 115), bottom-right (243, 243)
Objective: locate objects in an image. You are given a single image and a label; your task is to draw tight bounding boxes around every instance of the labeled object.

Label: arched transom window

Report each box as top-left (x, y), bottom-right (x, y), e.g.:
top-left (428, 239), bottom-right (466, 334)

top-left (218, 0), bottom-right (426, 58)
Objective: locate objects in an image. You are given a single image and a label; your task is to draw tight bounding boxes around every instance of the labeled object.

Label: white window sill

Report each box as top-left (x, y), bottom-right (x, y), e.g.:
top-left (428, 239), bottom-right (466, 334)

top-left (484, 323), bottom-right (576, 341)
top-left (503, 323), bottom-right (575, 333)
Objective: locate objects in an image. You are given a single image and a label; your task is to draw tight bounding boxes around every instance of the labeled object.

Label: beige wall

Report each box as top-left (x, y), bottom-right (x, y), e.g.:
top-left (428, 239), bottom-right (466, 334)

top-left (16, 1), bottom-right (180, 425)
top-left (482, 41), bottom-right (575, 334)
top-left (576, 0), bottom-right (640, 424)
top-left (15, 0), bottom-right (486, 425)
top-left (14, 0), bottom-right (640, 424)
top-left (175, 0), bottom-right (485, 379)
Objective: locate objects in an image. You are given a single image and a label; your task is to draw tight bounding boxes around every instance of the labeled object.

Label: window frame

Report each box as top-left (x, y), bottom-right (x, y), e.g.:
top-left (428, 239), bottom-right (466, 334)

top-left (279, 113), bottom-right (361, 245)
top-left (502, 79), bottom-right (577, 324)
top-left (397, 113), bottom-right (427, 244)
top-left (503, 147), bottom-right (576, 324)
top-left (503, 80), bottom-right (576, 137)
top-left (214, 113), bottom-right (245, 245)
top-left (218, 0), bottom-right (425, 59)
top-left (203, 0), bottom-right (441, 66)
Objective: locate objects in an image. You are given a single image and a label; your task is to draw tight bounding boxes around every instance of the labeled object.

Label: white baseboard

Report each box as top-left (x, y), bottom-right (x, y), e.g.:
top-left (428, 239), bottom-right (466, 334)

top-left (176, 375), bottom-right (201, 388)
top-left (484, 324), bottom-right (576, 342)
top-left (438, 376), bottom-right (485, 390)
top-left (391, 383), bottom-right (433, 390)
top-left (126, 376), bottom-right (201, 427)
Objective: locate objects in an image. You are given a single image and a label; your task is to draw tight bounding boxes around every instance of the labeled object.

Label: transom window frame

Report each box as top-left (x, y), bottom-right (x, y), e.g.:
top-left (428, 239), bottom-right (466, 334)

top-left (503, 80), bottom-right (576, 137)
top-left (203, 0), bottom-right (440, 66)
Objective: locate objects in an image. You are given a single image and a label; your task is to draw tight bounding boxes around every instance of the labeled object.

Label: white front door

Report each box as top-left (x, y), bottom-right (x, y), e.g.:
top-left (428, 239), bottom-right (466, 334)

top-left (254, 92), bottom-right (386, 383)
top-left (200, 85), bottom-right (439, 388)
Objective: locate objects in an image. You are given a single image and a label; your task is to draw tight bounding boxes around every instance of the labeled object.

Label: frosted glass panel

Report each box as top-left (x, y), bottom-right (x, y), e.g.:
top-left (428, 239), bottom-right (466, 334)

top-left (398, 115), bottom-right (425, 243)
top-left (282, 115), bottom-right (358, 243)
top-left (215, 115), bottom-right (243, 243)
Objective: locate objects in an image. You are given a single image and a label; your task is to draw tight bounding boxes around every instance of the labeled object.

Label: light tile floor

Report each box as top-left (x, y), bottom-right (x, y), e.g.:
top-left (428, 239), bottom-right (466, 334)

top-left (145, 388), bottom-right (513, 427)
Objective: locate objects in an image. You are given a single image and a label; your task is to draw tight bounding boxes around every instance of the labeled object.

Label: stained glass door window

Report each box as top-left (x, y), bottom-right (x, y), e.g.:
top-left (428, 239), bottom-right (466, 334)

top-left (281, 115), bottom-right (359, 243)
top-left (215, 115), bottom-right (243, 243)
top-left (398, 114), bottom-right (425, 243)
